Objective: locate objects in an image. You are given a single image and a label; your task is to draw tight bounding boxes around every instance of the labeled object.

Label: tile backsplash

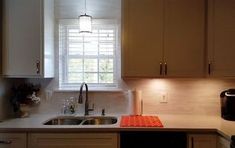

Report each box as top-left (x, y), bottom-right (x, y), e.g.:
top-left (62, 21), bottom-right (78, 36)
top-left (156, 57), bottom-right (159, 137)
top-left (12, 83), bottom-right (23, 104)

top-left (0, 78), bottom-right (11, 120)
top-left (123, 78), bottom-right (232, 115)
top-left (30, 78), bottom-right (235, 116)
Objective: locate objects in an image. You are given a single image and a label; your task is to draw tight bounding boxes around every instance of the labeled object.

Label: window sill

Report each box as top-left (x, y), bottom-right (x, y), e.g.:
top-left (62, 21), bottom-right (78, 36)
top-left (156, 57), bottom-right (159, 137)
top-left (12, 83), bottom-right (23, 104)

top-left (53, 88), bottom-right (124, 93)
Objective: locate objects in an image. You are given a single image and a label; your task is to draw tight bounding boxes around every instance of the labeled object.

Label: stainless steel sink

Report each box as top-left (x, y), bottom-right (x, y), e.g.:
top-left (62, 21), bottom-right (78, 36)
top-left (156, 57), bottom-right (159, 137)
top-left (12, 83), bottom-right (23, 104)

top-left (43, 116), bottom-right (84, 125)
top-left (81, 117), bottom-right (117, 125)
top-left (43, 116), bottom-right (117, 125)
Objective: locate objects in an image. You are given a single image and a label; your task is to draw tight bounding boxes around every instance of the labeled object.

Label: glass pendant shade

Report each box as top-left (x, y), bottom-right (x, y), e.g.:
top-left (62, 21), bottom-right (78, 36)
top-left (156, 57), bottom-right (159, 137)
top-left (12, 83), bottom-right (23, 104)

top-left (79, 14), bottom-right (92, 33)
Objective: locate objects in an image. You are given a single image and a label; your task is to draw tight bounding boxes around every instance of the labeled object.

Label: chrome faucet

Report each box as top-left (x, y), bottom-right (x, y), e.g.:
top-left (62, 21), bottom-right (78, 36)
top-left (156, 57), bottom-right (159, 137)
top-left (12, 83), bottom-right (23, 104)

top-left (78, 82), bottom-right (94, 116)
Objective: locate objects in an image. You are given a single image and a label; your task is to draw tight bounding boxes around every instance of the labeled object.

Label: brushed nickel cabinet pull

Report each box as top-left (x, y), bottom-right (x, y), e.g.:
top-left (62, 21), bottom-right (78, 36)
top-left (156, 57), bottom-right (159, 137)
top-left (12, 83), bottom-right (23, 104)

top-left (160, 63), bottom-right (163, 75)
top-left (0, 140), bottom-right (12, 144)
top-left (36, 60), bottom-right (40, 74)
top-left (208, 63), bottom-right (211, 75)
top-left (164, 62), bottom-right (167, 75)
top-left (191, 137), bottom-right (194, 148)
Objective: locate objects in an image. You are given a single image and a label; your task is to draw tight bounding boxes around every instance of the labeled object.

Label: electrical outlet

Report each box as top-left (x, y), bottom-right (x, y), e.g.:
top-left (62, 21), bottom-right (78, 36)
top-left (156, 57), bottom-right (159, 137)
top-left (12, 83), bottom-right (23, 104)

top-left (45, 90), bottom-right (53, 101)
top-left (160, 92), bottom-right (168, 103)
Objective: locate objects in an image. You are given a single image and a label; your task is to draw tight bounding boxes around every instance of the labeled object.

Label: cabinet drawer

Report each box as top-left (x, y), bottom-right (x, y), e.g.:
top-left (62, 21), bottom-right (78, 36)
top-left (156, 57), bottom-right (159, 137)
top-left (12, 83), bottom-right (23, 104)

top-left (28, 133), bottom-right (118, 148)
top-left (0, 133), bottom-right (27, 148)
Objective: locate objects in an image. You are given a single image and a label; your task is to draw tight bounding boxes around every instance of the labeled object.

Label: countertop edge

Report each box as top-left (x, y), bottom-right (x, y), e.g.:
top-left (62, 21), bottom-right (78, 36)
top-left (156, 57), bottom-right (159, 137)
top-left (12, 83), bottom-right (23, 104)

top-left (0, 114), bottom-right (234, 141)
top-left (0, 127), bottom-right (218, 133)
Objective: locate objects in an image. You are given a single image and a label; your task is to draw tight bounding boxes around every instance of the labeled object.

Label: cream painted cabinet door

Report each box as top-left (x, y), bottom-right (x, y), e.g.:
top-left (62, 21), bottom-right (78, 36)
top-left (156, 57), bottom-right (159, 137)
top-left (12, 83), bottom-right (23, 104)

top-left (3, 0), bottom-right (41, 77)
top-left (0, 133), bottom-right (27, 148)
top-left (28, 133), bottom-right (118, 148)
top-left (122, 0), bottom-right (164, 77)
top-left (2, 0), bottom-right (54, 78)
top-left (164, 0), bottom-right (205, 77)
top-left (207, 0), bottom-right (235, 77)
top-left (188, 134), bottom-right (217, 148)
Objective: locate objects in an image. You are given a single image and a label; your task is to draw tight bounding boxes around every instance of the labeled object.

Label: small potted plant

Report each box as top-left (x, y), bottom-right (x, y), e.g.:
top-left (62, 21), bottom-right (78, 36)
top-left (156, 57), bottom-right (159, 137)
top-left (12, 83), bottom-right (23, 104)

top-left (10, 83), bottom-right (41, 118)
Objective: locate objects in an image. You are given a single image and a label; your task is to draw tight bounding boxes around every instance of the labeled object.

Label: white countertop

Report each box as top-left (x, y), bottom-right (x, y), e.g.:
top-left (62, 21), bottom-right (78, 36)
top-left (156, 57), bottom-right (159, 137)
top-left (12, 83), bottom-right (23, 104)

top-left (0, 114), bottom-right (234, 140)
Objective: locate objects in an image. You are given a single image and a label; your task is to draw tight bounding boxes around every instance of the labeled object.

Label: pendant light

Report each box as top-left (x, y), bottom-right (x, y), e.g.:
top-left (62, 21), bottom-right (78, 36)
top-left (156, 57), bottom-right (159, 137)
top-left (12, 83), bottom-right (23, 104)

top-left (79, 0), bottom-right (92, 33)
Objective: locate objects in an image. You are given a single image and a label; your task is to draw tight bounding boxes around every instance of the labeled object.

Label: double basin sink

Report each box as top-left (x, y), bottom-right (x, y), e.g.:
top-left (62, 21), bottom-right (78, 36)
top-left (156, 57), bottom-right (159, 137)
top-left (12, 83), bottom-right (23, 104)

top-left (43, 116), bottom-right (118, 125)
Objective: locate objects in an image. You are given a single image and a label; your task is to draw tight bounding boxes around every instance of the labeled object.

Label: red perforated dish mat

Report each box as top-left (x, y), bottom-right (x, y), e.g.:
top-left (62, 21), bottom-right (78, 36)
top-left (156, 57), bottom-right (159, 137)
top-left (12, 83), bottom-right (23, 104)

top-left (120, 115), bottom-right (163, 127)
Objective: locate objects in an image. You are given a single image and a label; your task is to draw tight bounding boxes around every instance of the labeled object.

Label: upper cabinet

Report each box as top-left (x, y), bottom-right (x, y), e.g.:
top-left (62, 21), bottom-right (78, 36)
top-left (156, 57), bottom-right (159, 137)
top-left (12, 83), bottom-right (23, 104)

top-left (122, 0), bottom-right (205, 77)
top-left (164, 0), bottom-right (205, 77)
top-left (2, 0), bottom-right (54, 78)
top-left (207, 0), bottom-right (235, 77)
top-left (122, 0), bottom-right (164, 77)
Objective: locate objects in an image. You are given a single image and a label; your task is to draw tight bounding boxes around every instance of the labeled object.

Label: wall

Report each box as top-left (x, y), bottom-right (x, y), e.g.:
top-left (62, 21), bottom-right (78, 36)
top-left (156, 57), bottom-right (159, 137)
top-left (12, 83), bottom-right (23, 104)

top-left (29, 78), bottom-right (235, 116)
top-left (31, 0), bottom-right (235, 115)
top-left (123, 78), bottom-right (235, 115)
top-left (24, 0), bottom-right (235, 117)
top-left (0, 78), bottom-right (12, 120)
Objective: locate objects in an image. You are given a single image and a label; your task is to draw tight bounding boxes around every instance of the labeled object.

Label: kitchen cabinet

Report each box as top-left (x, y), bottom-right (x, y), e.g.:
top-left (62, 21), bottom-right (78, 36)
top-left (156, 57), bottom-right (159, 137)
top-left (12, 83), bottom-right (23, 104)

top-left (207, 0), bottom-right (235, 77)
top-left (188, 134), bottom-right (217, 148)
top-left (164, 0), bottom-right (205, 77)
top-left (0, 133), bottom-right (27, 148)
top-left (122, 0), bottom-right (205, 77)
top-left (2, 0), bottom-right (54, 78)
top-left (28, 133), bottom-right (118, 148)
top-left (122, 0), bottom-right (164, 77)
top-left (217, 135), bottom-right (230, 148)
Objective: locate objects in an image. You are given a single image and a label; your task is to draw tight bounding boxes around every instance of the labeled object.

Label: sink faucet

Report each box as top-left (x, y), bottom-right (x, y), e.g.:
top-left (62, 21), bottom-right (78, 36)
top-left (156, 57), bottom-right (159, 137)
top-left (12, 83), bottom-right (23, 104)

top-left (78, 82), bottom-right (94, 116)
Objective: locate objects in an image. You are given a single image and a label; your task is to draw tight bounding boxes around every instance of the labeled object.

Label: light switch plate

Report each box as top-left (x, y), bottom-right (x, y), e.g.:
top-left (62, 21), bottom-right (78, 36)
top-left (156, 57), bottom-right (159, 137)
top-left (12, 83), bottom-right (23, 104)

top-left (160, 92), bottom-right (168, 103)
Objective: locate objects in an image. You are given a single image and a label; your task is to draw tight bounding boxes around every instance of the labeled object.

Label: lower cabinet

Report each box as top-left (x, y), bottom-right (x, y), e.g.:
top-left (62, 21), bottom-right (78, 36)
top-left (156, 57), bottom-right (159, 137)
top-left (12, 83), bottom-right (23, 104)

top-left (28, 133), bottom-right (118, 148)
top-left (188, 134), bottom-right (217, 148)
top-left (0, 133), bottom-right (27, 148)
top-left (217, 135), bottom-right (230, 148)
top-left (0, 132), bottom-right (230, 148)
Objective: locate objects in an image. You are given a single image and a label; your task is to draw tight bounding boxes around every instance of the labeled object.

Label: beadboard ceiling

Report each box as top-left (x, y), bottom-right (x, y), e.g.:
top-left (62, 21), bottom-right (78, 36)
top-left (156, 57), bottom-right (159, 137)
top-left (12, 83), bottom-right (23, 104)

top-left (54, 0), bottom-right (121, 19)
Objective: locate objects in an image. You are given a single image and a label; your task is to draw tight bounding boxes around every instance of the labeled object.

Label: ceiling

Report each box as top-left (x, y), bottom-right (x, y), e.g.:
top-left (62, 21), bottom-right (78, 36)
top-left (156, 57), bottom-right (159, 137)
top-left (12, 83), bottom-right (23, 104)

top-left (54, 0), bottom-right (121, 19)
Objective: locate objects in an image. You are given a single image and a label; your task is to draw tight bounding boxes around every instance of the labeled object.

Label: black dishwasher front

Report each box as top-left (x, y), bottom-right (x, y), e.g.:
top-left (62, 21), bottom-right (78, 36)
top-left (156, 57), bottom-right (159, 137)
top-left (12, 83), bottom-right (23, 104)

top-left (120, 131), bottom-right (187, 148)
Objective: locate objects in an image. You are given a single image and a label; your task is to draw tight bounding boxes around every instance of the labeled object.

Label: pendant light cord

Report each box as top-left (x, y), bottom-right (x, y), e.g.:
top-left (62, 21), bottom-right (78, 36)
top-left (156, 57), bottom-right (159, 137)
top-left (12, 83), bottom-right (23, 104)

top-left (85, 0), bottom-right (87, 14)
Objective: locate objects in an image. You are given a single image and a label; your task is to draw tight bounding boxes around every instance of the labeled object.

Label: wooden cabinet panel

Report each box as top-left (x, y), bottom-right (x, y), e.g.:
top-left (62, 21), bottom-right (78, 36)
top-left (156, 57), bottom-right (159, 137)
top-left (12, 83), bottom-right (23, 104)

top-left (207, 0), bottom-right (235, 77)
top-left (122, 0), bottom-right (205, 77)
top-left (0, 133), bottom-right (27, 148)
top-left (164, 0), bottom-right (205, 77)
top-left (28, 133), bottom-right (118, 148)
top-left (188, 134), bottom-right (216, 148)
top-left (217, 135), bottom-right (230, 148)
top-left (122, 0), bottom-right (164, 77)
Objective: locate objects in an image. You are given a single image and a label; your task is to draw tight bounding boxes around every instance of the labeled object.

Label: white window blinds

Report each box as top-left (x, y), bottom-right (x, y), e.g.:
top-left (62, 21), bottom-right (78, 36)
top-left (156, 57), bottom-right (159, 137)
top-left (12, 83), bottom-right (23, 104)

top-left (59, 20), bottom-right (118, 89)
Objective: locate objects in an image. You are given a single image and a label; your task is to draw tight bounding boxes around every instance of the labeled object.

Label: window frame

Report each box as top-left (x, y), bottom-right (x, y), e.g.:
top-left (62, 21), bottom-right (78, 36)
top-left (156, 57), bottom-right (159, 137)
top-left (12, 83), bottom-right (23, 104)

top-left (58, 19), bottom-right (120, 90)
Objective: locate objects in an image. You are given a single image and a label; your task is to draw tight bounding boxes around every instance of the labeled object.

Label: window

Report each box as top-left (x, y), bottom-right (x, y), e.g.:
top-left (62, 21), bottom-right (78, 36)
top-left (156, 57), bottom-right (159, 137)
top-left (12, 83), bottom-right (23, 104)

top-left (59, 20), bottom-right (119, 89)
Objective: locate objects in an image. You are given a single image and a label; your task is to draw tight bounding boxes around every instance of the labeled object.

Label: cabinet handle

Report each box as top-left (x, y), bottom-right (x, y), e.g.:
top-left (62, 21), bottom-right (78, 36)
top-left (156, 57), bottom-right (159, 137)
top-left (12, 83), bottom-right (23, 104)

top-left (0, 140), bottom-right (12, 144)
top-left (36, 60), bottom-right (40, 74)
top-left (208, 63), bottom-right (211, 75)
top-left (164, 63), bottom-right (167, 75)
top-left (160, 63), bottom-right (163, 75)
top-left (191, 137), bottom-right (194, 148)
